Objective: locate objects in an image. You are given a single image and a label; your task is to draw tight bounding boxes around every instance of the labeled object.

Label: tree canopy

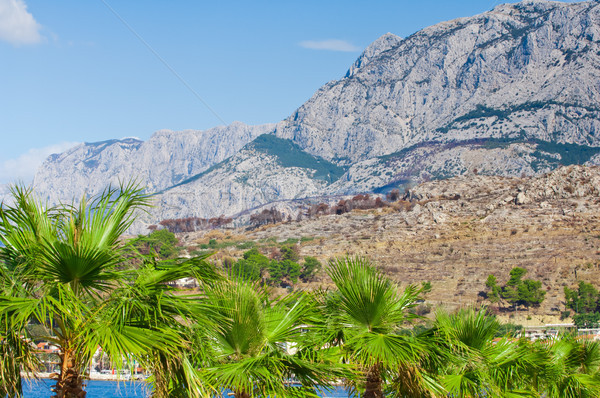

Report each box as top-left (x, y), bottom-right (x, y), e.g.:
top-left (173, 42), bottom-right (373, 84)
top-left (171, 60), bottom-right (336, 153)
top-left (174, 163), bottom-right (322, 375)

top-left (484, 267), bottom-right (546, 310)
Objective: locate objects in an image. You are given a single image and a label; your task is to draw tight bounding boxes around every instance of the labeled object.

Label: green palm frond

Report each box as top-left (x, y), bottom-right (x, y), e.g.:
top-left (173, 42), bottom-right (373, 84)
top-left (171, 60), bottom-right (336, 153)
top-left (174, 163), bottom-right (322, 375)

top-left (133, 253), bottom-right (219, 289)
top-left (327, 257), bottom-right (420, 333)
top-left (534, 335), bottom-right (600, 398)
top-left (428, 308), bottom-right (544, 398)
top-left (36, 241), bottom-right (120, 294)
top-left (0, 314), bottom-right (40, 398)
top-left (198, 275), bottom-right (348, 397)
top-left (0, 183), bottom-right (215, 397)
top-left (433, 308), bottom-right (499, 352)
top-left (322, 256), bottom-right (432, 398)
top-left (77, 181), bottom-right (151, 249)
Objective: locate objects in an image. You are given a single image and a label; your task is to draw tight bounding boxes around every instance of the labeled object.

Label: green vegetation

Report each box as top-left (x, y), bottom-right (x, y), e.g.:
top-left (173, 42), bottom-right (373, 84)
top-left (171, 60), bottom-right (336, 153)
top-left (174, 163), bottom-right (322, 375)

top-left (129, 229), bottom-right (180, 259)
top-left (564, 281), bottom-right (600, 328)
top-left (235, 240), bottom-right (256, 250)
top-left (267, 254), bottom-right (301, 286)
top-left (573, 313), bottom-right (600, 329)
top-left (195, 238), bottom-right (253, 251)
top-left (250, 134), bottom-right (347, 183)
top-left (428, 99), bottom-right (600, 171)
top-left (230, 247), bottom-right (321, 286)
top-left (495, 322), bottom-right (524, 337)
top-left (474, 136), bottom-right (600, 168)
top-left (532, 139), bottom-right (600, 167)
top-left (197, 276), bottom-right (345, 398)
top-left (0, 184), bottom-right (218, 397)
top-left (3, 186), bottom-right (600, 398)
top-left (318, 256), bottom-right (429, 397)
top-left (565, 281), bottom-right (600, 314)
top-left (450, 101), bottom-right (600, 126)
top-left (484, 267), bottom-right (546, 310)
top-left (300, 256), bottom-right (320, 282)
top-left (231, 248), bottom-right (269, 281)
top-left (425, 308), bottom-right (532, 397)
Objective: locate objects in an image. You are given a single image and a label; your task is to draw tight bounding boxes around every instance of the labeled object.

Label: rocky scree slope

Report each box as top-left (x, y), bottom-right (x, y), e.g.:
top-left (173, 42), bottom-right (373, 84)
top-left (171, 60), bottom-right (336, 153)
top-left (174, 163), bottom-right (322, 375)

top-left (192, 165), bottom-right (600, 322)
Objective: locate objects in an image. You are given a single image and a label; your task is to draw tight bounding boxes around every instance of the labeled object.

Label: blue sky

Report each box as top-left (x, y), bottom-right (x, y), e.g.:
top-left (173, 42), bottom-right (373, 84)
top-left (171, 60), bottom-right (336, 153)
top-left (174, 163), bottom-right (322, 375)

top-left (0, 0), bottom-right (579, 183)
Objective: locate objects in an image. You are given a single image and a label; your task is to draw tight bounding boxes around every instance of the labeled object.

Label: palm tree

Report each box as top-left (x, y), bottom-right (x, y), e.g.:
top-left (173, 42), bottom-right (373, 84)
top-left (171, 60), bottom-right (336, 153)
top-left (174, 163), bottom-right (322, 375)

top-left (198, 275), bottom-right (346, 398)
top-left (0, 309), bottom-right (39, 398)
top-left (321, 256), bottom-right (434, 398)
top-left (427, 307), bottom-right (539, 398)
top-left (533, 334), bottom-right (600, 397)
top-left (101, 252), bottom-right (220, 398)
top-left (0, 184), bottom-right (217, 398)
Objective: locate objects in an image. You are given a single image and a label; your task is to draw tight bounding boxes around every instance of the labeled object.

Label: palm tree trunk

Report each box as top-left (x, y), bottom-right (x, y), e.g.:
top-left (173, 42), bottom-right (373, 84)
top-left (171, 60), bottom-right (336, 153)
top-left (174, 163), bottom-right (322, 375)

top-left (234, 389), bottom-right (251, 398)
top-left (363, 363), bottom-right (384, 398)
top-left (53, 349), bottom-right (86, 398)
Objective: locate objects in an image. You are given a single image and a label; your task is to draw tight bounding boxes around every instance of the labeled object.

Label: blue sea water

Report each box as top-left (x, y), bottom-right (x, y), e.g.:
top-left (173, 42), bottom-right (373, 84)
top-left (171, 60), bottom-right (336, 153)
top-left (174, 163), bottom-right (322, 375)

top-left (22, 380), bottom-right (352, 397)
top-left (22, 379), bottom-right (150, 398)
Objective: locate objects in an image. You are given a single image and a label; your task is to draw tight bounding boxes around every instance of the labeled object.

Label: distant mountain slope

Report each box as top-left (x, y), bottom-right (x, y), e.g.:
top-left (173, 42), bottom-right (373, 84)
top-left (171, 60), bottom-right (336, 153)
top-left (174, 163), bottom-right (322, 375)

top-left (144, 135), bottom-right (343, 225)
top-left (30, 1), bottom-right (600, 231)
top-left (275, 0), bottom-right (600, 163)
top-left (32, 122), bottom-right (274, 204)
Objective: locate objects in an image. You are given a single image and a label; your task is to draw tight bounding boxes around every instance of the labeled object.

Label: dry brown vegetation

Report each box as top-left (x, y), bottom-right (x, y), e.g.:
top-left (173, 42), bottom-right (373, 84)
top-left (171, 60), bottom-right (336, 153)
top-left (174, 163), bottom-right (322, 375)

top-left (175, 166), bottom-right (600, 324)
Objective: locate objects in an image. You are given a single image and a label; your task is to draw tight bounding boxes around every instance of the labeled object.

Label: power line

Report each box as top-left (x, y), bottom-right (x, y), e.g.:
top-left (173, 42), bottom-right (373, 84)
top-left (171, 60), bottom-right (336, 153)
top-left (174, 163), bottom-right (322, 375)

top-left (100, 0), bottom-right (228, 126)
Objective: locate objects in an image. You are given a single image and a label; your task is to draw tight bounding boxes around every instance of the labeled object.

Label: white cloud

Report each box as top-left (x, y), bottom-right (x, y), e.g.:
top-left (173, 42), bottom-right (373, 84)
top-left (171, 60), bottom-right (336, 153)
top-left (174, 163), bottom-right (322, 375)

top-left (0, 0), bottom-right (43, 45)
top-left (299, 39), bottom-right (360, 52)
top-left (0, 142), bottom-right (80, 184)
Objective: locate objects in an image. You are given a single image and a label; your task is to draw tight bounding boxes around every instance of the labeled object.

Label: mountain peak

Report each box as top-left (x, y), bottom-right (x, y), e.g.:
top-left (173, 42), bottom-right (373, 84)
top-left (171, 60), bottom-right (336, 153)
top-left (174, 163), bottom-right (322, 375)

top-left (345, 32), bottom-right (402, 78)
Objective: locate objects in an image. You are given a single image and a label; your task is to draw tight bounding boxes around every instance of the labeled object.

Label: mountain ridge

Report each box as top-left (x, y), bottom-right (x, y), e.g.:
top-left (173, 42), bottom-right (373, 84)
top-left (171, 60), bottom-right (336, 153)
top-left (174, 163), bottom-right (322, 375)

top-left (22, 0), bottom-right (600, 232)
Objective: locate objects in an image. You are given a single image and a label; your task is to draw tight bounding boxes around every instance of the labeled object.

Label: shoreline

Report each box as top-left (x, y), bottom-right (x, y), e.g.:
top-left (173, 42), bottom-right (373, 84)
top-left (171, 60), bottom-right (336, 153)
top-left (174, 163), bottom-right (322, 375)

top-left (23, 372), bottom-right (149, 382)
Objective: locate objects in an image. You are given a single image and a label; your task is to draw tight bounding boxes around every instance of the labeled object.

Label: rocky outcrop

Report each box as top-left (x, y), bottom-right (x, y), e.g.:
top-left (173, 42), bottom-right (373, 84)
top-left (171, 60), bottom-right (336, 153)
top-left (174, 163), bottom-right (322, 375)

top-left (231, 165), bottom-right (600, 319)
top-left (145, 147), bottom-right (331, 226)
top-left (345, 32), bottom-right (403, 78)
top-left (405, 165), bottom-right (600, 207)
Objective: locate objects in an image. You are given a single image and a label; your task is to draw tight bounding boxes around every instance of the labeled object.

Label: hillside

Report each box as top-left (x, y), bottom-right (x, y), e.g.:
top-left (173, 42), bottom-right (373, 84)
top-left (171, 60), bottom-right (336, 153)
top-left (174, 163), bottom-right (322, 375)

top-left (32, 122), bottom-right (274, 205)
top-left (175, 165), bottom-right (600, 324)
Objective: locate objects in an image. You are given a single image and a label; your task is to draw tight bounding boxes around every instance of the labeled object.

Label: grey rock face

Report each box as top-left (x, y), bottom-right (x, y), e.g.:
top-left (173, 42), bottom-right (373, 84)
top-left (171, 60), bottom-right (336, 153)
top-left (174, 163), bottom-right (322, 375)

top-left (345, 32), bottom-right (403, 78)
top-left (133, 146), bottom-right (331, 233)
top-left (275, 1), bottom-right (600, 163)
top-left (406, 165), bottom-right (600, 207)
top-left (33, 122), bottom-right (274, 204)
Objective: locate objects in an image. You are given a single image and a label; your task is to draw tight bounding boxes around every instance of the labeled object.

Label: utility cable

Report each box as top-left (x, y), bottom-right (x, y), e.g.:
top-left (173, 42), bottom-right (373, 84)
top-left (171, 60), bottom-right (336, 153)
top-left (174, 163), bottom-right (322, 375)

top-left (100, 0), bottom-right (228, 126)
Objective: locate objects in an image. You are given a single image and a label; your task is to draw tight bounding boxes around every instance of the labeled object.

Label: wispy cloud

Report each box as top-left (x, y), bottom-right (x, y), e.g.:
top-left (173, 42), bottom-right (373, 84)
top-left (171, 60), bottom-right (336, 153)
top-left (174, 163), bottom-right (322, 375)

top-left (0, 0), bottom-right (43, 46)
top-left (0, 142), bottom-right (80, 184)
top-left (299, 39), bottom-right (360, 52)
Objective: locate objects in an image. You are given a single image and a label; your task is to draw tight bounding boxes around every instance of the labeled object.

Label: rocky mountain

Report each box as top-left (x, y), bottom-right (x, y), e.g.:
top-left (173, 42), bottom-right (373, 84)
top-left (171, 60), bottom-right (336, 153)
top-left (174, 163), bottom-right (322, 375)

top-left (144, 135), bottom-right (344, 224)
top-left (28, 0), bottom-right (600, 231)
top-left (275, 0), bottom-right (600, 163)
top-left (32, 122), bottom-right (273, 204)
